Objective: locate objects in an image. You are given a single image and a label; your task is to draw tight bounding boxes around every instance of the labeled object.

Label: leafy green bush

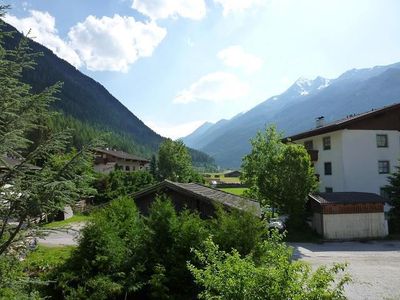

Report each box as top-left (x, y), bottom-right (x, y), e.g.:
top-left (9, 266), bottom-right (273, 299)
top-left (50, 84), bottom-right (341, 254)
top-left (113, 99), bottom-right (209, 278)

top-left (211, 206), bottom-right (267, 256)
top-left (189, 235), bottom-right (350, 300)
top-left (53, 197), bottom-right (147, 299)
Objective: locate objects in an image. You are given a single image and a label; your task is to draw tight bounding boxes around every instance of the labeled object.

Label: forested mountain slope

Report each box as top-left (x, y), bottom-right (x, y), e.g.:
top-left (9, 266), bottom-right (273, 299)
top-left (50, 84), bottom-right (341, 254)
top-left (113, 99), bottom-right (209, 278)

top-left (2, 21), bottom-right (216, 169)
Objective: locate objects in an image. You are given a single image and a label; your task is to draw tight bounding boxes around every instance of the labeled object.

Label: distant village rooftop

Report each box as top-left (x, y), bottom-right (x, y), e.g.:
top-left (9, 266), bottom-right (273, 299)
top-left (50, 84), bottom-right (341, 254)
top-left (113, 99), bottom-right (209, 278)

top-left (285, 102), bottom-right (400, 141)
top-left (93, 148), bottom-right (149, 162)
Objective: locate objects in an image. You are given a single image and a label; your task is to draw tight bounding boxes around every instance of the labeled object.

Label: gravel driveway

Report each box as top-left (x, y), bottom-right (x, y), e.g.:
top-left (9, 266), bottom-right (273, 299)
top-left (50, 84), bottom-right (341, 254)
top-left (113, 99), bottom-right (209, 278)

top-left (291, 241), bottom-right (400, 300)
top-left (37, 223), bottom-right (85, 246)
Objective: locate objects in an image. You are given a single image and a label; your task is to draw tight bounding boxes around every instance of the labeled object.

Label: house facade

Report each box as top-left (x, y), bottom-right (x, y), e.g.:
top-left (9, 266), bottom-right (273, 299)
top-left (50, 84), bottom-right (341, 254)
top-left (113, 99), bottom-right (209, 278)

top-left (285, 103), bottom-right (400, 196)
top-left (93, 148), bottom-right (150, 174)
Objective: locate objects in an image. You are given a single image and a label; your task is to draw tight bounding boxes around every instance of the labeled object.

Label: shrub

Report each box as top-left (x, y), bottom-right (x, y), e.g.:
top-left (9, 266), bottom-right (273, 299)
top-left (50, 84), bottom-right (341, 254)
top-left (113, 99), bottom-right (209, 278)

top-left (188, 235), bottom-right (350, 300)
top-left (211, 206), bottom-right (267, 256)
top-left (54, 197), bottom-right (147, 299)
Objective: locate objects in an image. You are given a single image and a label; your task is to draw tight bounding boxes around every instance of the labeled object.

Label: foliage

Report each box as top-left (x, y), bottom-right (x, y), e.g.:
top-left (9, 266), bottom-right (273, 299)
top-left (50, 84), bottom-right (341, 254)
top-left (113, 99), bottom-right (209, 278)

top-left (53, 196), bottom-right (209, 299)
top-left (54, 197), bottom-right (147, 299)
top-left (241, 125), bottom-right (317, 222)
top-left (51, 196), bottom-right (350, 299)
top-left (385, 164), bottom-right (400, 233)
top-left (158, 139), bottom-right (202, 183)
top-left (49, 113), bottom-right (152, 159)
top-left (94, 169), bottom-right (154, 203)
top-left (188, 236), bottom-right (350, 300)
top-left (211, 206), bottom-right (267, 256)
top-left (0, 14), bottom-right (95, 256)
top-left (0, 255), bottom-right (41, 299)
top-left (23, 245), bottom-right (74, 280)
top-left (150, 154), bottom-right (158, 179)
top-left (144, 196), bottom-right (209, 299)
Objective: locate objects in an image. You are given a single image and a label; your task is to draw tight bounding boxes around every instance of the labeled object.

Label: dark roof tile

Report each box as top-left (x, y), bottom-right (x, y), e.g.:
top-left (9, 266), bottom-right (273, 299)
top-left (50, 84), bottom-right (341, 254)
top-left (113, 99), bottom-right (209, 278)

top-left (310, 192), bottom-right (388, 205)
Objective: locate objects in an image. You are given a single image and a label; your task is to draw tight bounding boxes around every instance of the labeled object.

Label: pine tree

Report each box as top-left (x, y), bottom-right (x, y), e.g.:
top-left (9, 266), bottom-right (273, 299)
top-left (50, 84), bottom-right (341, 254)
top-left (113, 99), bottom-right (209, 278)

top-left (385, 164), bottom-right (400, 233)
top-left (0, 8), bottom-right (95, 255)
top-left (150, 154), bottom-right (158, 180)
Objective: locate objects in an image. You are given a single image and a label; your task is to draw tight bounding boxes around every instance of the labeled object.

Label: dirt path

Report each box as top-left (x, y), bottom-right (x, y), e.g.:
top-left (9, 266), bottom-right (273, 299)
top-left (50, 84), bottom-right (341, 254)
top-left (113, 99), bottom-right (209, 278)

top-left (37, 223), bottom-right (85, 247)
top-left (291, 241), bottom-right (400, 300)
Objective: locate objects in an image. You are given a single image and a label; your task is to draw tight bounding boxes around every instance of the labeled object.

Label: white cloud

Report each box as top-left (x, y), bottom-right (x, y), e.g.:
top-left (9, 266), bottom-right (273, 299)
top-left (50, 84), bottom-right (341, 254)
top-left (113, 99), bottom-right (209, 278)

top-left (132, 0), bottom-right (206, 20)
top-left (144, 119), bottom-right (207, 139)
top-left (214, 0), bottom-right (264, 15)
top-left (68, 14), bottom-right (166, 72)
top-left (218, 45), bottom-right (263, 73)
top-left (174, 71), bottom-right (249, 104)
top-left (4, 11), bottom-right (167, 72)
top-left (4, 10), bottom-right (82, 68)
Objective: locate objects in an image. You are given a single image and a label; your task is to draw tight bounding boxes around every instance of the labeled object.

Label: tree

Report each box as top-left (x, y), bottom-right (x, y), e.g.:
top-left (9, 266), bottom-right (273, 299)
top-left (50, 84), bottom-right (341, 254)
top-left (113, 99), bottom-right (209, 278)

top-left (0, 9), bottom-right (94, 256)
top-left (384, 163), bottom-right (400, 233)
top-left (94, 169), bottom-right (154, 203)
top-left (150, 154), bottom-right (158, 179)
top-left (158, 139), bottom-right (195, 183)
top-left (188, 236), bottom-right (350, 300)
top-left (241, 126), bottom-right (317, 222)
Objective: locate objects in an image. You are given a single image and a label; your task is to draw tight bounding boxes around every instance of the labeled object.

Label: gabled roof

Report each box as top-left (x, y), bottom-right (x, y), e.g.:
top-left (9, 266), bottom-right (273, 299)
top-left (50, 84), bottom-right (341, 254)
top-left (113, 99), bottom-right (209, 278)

top-left (285, 102), bottom-right (400, 141)
top-left (93, 148), bottom-right (149, 162)
top-left (309, 192), bottom-right (388, 205)
top-left (133, 180), bottom-right (261, 216)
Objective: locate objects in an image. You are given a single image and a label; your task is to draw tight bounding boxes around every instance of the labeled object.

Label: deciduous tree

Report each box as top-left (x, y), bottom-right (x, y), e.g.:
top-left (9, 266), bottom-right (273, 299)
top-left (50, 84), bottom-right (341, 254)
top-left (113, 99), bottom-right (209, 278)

top-left (241, 126), bottom-right (317, 222)
top-left (158, 139), bottom-right (196, 183)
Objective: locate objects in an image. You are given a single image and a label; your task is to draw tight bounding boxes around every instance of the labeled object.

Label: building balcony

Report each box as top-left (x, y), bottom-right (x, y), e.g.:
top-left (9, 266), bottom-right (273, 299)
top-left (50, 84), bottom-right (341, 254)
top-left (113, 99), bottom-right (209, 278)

top-left (307, 149), bottom-right (319, 162)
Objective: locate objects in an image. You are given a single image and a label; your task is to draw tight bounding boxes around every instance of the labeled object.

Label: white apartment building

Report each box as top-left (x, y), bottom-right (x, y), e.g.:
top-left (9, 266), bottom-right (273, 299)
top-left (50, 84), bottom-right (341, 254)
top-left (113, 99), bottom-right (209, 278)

top-left (285, 103), bottom-right (400, 197)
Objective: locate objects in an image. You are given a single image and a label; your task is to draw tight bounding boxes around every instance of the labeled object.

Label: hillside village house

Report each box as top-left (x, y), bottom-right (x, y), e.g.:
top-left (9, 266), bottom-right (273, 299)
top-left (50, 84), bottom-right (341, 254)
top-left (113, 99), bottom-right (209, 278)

top-left (285, 103), bottom-right (400, 196)
top-left (93, 148), bottom-right (150, 174)
top-left (285, 103), bottom-right (400, 239)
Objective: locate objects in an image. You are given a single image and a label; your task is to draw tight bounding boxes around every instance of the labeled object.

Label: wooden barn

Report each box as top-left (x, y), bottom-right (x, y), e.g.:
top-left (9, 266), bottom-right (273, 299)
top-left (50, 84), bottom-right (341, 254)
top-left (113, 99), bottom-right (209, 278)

top-left (133, 180), bottom-right (261, 218)
top-left (224, 170), bottom-right (242, 178)
top-left (309, 192), bottom-right (389, 239)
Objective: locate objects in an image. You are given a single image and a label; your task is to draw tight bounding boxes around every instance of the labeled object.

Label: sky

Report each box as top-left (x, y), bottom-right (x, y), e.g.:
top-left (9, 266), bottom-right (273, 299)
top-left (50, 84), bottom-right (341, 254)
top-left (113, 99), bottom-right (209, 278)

top-left (4, 0), bottom-right (400, 139)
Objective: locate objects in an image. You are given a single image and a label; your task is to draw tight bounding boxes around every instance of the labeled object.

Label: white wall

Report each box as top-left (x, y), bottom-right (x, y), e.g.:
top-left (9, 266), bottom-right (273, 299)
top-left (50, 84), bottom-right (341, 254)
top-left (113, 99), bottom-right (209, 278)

top-left (322, 212), bottom-right (387, 239)
top-left (341, 130), bottom-right (400, 194)
top-left (295, 130), bottom-right (346, 192)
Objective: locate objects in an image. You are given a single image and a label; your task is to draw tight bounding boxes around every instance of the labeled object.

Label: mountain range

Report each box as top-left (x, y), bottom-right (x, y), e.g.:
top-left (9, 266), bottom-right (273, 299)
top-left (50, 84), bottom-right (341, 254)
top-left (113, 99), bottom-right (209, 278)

top-left (183, 62), bottom-right (400, 168)
top-left (2, 21), bottom-right (216, 169)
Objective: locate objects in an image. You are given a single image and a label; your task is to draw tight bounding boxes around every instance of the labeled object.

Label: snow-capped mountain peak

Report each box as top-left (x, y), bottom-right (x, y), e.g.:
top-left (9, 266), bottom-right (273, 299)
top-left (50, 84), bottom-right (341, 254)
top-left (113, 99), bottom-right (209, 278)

top-left (291, 76), bottom-right (330, 96)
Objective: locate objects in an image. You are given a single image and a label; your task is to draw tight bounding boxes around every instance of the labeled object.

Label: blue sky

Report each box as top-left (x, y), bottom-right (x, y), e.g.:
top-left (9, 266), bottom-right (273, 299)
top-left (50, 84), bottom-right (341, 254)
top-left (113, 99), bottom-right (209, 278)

top-left (4, 0), bottom-right (400, 138)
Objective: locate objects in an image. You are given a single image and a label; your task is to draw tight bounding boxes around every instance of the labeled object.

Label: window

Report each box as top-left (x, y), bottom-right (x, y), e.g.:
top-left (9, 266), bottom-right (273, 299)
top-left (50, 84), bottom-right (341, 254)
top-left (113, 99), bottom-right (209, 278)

top-left (323, 136), bottom-right (331, 150)
top-left (378, 161), bottom-right (390, 174)
top-left (304, 140), bottom-right (313, 150)
top-left (325, 187), bottom-right (333, 193)
top-left (125, 166), bottom-right (130, 171)
top-left (376, 134), bottom-right (388, 148)
top-left (324, 162), bottom-right (332, 175)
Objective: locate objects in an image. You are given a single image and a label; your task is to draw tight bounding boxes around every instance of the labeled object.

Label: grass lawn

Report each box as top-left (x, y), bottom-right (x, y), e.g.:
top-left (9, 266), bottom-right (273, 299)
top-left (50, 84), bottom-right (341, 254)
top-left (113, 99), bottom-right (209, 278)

top-left (219, 187), bottom-right (248, 196)
top-left (23, 245), bottom-right (75, 277)
top-left (204, 173), bottom-right (241, 184)
top-left (42, 214), bottom-right (90, 229)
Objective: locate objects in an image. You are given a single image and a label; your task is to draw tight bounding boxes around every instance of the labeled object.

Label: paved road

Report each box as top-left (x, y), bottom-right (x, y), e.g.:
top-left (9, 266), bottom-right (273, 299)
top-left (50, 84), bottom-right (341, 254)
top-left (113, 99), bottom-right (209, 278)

top-left (37, 223), bottom-right (85, 246)
top-left (291, 241), bottom-right (400, 300)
